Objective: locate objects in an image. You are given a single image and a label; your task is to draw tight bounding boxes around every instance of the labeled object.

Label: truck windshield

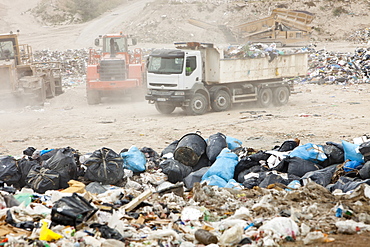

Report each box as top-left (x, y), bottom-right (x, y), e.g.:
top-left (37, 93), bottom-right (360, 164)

top-left (148, 56), bottom-right (184, 74)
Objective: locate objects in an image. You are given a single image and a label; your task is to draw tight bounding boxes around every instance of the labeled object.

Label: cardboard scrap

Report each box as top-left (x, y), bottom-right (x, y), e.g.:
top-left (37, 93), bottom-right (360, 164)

top-left (121, 189), bottom-right (153, 212)
top-left (61, 180), bottom-right (86, 194)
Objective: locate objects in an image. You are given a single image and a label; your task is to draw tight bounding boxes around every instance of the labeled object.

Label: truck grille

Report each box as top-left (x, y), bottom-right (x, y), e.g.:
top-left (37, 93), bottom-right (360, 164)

top-left (99, 60), bottom-right (126, 81)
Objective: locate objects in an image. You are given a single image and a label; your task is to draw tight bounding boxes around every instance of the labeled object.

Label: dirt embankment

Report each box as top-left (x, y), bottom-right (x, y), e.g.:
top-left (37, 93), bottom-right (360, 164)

top-left (1, 0), bottom-right (370, 50)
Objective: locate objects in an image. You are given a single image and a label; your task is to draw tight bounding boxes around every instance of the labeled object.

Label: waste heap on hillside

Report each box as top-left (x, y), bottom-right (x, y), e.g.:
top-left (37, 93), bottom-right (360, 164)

top-left (346, 27), bottom-right (370, 44)
top-left (1, 132), bottom-right (370, 246)
top-left (304, 47), bottom-right (370, 84)
top-left (33, 49), bottom-right (89, 87)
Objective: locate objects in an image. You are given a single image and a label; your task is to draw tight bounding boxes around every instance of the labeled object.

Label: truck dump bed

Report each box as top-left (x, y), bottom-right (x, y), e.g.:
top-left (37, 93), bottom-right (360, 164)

top-left (204, 47), bottom-right (308, 84)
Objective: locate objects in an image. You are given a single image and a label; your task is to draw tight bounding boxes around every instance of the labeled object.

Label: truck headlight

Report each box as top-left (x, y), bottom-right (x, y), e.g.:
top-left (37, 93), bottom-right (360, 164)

top-left (147, 90), bottom-right (152, 95)
top-left (174, 91), bottom-right (185, 96)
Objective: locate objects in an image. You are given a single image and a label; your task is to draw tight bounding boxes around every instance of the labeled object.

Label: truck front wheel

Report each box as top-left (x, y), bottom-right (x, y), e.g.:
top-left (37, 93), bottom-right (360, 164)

top-left (155, 102), bottom-right (176, 114)
top-left (257, 88), bottom-right (273, 107)
top-left (186, 93), bottom-right (208, 115)
top-left (87, 90), bottom-right (101, 105)
top-left (211, 90), bottom-right (231, 112)
top-left (273, 87), bottom-right (289, 106)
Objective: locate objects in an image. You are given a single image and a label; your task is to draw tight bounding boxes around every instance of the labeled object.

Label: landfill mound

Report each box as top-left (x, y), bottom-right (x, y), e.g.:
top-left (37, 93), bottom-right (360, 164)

top-left (1, 131), bottom-right (370, 246)
top-left (33, 43), bottom-right (370, 89)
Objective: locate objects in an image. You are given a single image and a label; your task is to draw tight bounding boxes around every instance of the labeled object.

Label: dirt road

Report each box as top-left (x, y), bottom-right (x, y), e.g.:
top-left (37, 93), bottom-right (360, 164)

top-left (1, 82), bottom-right (369, 157)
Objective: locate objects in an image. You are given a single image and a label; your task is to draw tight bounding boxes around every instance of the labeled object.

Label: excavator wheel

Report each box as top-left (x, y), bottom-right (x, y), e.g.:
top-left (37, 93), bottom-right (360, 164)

top-left (54, 76), bottom-right (64, 95)
top-left (36, 77), bottom-right (47, 106)
top-left (87, 89), bottom-right (101, 105)
top-left (46, 77), bottom-right (56, 98)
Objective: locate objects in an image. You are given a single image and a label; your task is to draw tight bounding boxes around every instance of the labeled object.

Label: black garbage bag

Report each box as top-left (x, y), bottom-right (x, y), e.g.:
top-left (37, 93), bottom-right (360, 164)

top-left (0, 156), bottom-right (21, 186)
top-left (39, 149), bottom-right (59, 162)
top-left (359, 141), bottom-right (370, 162)
top-left (141, 147), bottom-right (160, 166)
top-left (242, 171), bottom-right (268, 189)
top-left (27, 166), bottom-right (60, 194)
top-left (276, 156), bottom-right (322, 177)
top-left (327, 177), bottom-right (370, 193)
top-left (301, 164), bottom-right (338, 187)
top-left (23, 147), bottom-right (36, 157)
top-left (51, 193), bottom-right (98, 227)
top-left (183, 167), bottom-right (209, 189)
top-left (243, 176), bottom-right (260, 189)
top-left (206, 132), bottom-right (227, 163)
top-left (44, 147), bottom-right (78, 189)
top-left (234, 158), bottom-right (258, 181)
top-left (84, 147), bottom-right (124, 185)
top-left (191, 152), bottom-right (211, 172)
top-left (277, 140), bottom-right (299, 152)
top-left (90, 223), bottom-right (125, 242)
top-left (160, 159), bottom-right (192, 184)
top-left (259, 173), bottom-right (290, 188)
top-left (359, 161), bottom-right (370, 179)
top-left (6, 210), bottom-right (35, 231)
top-left (320, 144), bottom-right (344, 167)
top-left (161, 140), bottom-right (179, 157)
top-left (237, 165), bottom-right (268, 183)
top-left (18, 159), bottom-right (39, 188)
top-left (288, 157), bottom-right (322, 177)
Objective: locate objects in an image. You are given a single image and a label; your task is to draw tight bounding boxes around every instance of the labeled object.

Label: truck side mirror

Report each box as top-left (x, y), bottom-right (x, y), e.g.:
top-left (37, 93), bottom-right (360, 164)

top-left (94, 38), bottom-right (100, 46)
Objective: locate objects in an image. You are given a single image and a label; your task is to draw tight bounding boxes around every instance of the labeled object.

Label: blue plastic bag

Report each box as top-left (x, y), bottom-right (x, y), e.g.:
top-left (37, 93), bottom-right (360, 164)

top-left (342, 140), bottom-right (364, 163)
top-left (226, 136), bottom-right (243, 150)
top-left (201, 148), bottom-right (238, 183)
top-left (224, 179), bottom-right (242, 190)
top-left (120, 146), bottom-right (146, 173)
top-left (204, 175), bottom-right (227, 187)
top-left (343, 160), bottom-right (364, 172)
top-left (289, 143), bottom-right (327, 164)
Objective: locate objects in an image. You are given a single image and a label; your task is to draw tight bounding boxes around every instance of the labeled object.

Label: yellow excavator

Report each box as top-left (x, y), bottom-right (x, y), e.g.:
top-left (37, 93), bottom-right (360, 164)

top-left (233, 8), bottom-right (315, 46)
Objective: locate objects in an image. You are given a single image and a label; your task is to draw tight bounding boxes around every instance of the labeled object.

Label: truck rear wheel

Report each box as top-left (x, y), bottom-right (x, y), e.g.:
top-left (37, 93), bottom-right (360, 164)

top-left (257, 88), bottom-right (273, 107)
top-left (211, 90), bottom-right (231, 112)
top-left (186, 93), bottom-right (208, 115)
top-left (273, 87), bottom-right (289, 106)
top-left (87, 90), bottom-right (101, 105)
top-left (155, 102), bottom-right (176, 114)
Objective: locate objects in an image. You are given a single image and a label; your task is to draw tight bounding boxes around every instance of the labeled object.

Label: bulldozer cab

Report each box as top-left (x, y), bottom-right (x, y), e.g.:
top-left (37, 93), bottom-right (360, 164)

top-left (0, 34), bottom-right (19, 64)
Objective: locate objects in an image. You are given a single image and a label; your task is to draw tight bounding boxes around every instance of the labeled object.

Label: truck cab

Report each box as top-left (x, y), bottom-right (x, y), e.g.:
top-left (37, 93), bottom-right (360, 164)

top-left (146, 46), bottom-right (210, 115)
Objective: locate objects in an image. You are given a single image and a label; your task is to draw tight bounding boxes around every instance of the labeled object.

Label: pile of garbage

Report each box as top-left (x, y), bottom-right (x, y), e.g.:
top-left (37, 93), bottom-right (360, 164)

top-left (223, 43), bottom-right (308, 61)
top-left (33, 49), bottom-right (89, 87)
top-left (222, 42), bottom-right (370, 85)
top-left (304, 47), bottom-right (370, 84)
top-left (1, 132), bottom-right (370, 246)
top-left (346, 27), bottom-right (370, 44)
